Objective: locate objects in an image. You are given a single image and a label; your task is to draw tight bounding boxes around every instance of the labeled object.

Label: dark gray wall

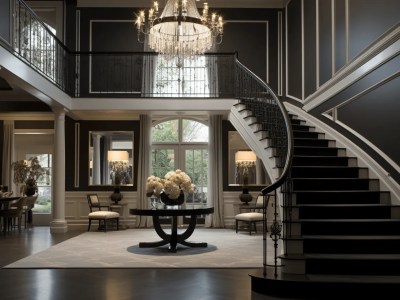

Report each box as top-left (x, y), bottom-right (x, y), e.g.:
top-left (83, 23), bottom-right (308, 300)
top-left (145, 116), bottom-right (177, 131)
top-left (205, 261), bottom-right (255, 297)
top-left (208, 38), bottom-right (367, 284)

top-left (334, 0), bottom-right (346, 72)
top-left (349, 0), bottom-right (400, 60)
top-left (287, 0), bottom-right (302, 99)
top-left (318, 2), bottom-right (332, 86)
top-left (304, 0), bottom-right (316, 98)
top-left (0, 0), bottom-right (10, 45)
top-left (288, 0), bottom-right (400, 183)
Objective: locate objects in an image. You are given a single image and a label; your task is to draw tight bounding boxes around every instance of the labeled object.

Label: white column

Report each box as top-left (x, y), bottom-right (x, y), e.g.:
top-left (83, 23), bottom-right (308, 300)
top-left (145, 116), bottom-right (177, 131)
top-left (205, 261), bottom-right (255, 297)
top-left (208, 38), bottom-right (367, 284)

top-left (50, 108), bottom-right (68, 233)
top-left (92, 133), bottom-right (102, 185)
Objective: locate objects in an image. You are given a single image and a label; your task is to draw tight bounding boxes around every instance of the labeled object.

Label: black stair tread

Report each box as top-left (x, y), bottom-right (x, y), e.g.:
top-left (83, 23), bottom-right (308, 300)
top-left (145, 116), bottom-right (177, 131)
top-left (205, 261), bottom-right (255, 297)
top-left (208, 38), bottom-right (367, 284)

top-left (291, 203), bottom-right (394, 208)
top-left (291, 219), bottom-right (400, 223)
top-left (293, 190), bottom-right (380, 192)
top-left (304, 253), bottom-right (400, 260)
top-left (294, 137), bottom-right (334, 141)
top-left (293, 155), bottom-right (354, 159)
top-left (285, 235), bottom-right (400, 240)
top-left (291, 166), bottom-right (364, 169)
top-left (302, 235), bottom-right (400, 240)
top-left (294, 146), bottom-right (343, 150)
top-left (293, 190), bottom-right (389, 193)
top-left (282, 253), bottom-right (400, 260)
top-left (292, 177), bottom-right (371, 180)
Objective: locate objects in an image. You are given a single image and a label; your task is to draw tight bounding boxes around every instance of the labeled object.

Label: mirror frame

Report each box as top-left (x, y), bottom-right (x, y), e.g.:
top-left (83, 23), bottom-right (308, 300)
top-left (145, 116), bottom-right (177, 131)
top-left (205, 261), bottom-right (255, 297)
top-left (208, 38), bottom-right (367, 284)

top-left (222, 120), bottom-right (270, 191)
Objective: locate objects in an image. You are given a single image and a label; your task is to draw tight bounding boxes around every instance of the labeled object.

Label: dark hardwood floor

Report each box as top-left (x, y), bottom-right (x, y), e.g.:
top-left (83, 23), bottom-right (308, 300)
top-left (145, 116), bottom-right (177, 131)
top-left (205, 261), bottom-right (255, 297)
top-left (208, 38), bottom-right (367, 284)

top-left (0, 226), bottom-right (298, 300)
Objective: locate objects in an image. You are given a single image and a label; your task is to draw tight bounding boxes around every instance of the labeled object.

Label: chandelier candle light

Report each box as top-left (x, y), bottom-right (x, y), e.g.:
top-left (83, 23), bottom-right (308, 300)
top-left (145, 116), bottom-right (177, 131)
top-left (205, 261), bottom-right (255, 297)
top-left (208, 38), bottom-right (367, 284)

top-left (135, 0), bottom-right (224, 58)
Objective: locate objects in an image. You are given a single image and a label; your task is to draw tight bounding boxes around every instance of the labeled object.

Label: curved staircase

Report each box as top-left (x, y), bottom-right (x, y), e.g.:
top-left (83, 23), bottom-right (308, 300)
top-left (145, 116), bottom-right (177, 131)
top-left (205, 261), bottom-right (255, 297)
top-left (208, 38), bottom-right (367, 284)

top-left (249, 112), bottom-right (400, 299)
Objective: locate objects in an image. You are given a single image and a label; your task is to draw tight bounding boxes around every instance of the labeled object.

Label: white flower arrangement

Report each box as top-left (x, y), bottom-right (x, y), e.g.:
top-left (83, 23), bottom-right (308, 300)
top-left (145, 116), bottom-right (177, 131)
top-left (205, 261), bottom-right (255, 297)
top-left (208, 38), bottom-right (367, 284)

top-left (146, 169), bottom-right (196, 199)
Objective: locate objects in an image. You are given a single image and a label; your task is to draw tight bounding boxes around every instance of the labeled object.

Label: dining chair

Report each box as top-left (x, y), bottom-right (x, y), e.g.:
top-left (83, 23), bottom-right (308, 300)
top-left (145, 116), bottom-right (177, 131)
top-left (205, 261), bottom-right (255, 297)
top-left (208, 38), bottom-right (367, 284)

top-left (87, 194), bottom-right (120, 232)
top-left (235, 195), bottom-right (269, 235)
top-left (0, 197), bottom-right (27, 232)
top-left (22, 195), bottom-right (38, 228)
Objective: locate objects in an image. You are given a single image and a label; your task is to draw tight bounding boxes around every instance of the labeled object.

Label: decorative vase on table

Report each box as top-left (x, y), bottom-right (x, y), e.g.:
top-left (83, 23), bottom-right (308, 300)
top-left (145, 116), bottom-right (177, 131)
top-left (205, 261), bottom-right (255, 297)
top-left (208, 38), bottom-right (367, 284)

top-left (160, 191), bottom-right (185, 206)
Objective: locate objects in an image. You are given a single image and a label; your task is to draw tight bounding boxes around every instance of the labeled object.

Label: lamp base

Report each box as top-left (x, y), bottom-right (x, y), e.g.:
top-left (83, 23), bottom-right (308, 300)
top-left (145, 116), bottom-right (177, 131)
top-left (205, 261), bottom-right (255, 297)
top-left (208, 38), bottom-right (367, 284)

top-left (239, 193), bottom-right (253, 205)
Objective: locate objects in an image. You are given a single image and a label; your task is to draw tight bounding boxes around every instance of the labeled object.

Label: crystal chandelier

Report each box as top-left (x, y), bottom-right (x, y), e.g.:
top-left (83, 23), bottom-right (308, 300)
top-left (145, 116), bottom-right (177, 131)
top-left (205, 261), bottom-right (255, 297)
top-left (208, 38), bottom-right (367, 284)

top-left (135, 0), bottom-right (224, 58)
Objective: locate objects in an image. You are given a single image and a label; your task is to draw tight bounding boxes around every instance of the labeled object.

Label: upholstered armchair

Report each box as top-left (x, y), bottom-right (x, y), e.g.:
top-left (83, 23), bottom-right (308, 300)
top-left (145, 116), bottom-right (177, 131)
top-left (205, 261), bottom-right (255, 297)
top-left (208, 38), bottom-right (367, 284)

top-left (87, 194), bottom-right (120, 232)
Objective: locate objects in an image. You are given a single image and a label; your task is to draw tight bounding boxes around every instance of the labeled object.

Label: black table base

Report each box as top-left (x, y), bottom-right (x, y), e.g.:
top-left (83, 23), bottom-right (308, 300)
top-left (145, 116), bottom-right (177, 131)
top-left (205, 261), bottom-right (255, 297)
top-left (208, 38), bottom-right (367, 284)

top-left (139, 215), bottom-right (207, 252)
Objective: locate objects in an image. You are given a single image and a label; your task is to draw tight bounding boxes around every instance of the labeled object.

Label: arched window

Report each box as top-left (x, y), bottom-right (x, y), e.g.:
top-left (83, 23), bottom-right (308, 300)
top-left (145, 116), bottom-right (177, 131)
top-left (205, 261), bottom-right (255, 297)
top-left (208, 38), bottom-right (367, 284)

top-left (151, 118), bottom-right (209, 214)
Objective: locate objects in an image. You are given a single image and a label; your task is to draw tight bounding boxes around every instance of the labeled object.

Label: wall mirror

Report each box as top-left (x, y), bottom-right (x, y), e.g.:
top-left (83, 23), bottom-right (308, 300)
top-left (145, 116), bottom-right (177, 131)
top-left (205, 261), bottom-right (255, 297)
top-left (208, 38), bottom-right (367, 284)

top-left (89, 131), bottom-right (134, 186)
top-left (228, 131), bottom-right (270, 186)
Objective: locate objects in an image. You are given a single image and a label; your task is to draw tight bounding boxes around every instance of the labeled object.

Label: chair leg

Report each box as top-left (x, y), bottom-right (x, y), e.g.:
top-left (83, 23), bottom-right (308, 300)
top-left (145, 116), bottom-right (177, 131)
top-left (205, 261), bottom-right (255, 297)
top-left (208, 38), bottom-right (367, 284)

top-left (88, 219), bottom-right (91, 231)
top-left (104, 219), bottom-right (107, 232)
top-left (116, 218), bottom-right (119, 231)
top-left (248, 221), bottom-right (252, 235)
top-left (235, 220), bottom-right (238, 233)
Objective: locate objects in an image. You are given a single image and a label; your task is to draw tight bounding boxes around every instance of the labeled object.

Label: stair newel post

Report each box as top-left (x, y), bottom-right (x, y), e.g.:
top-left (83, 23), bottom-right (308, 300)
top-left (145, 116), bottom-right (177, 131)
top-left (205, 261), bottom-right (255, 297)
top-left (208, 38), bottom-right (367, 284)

top-left (283, 175), bottom-right (293, 257)
top-left (270, 189), bottom-right (282, 278)
top-left (262, 193), bottom-right (267, 276)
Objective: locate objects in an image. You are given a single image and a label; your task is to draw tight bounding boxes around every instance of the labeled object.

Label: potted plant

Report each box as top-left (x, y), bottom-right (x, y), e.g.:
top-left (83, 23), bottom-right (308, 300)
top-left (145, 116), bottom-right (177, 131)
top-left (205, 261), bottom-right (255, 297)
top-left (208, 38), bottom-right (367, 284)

top-left (12, 157), bottom-right (45, 196)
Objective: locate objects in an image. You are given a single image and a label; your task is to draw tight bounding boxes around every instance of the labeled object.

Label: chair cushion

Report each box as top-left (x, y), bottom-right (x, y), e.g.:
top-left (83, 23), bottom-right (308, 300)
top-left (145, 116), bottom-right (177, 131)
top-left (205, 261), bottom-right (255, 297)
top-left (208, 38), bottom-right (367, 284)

top-left (88, 211), bottom-right (119, 219)
top-left (235, 212), bottom-right (263, 221)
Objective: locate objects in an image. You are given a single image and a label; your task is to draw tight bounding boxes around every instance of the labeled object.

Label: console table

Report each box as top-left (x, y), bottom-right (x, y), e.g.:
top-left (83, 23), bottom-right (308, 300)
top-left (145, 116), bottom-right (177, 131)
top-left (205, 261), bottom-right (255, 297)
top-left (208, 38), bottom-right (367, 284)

top-left (130, 204), bottom-right (214, 252)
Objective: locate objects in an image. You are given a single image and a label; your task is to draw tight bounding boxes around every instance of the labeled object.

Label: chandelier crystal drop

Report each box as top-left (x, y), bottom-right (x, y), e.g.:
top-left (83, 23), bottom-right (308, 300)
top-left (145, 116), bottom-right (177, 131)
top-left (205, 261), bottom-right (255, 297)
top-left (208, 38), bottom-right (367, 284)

top-left (135, 0), bottom-right (223, 58)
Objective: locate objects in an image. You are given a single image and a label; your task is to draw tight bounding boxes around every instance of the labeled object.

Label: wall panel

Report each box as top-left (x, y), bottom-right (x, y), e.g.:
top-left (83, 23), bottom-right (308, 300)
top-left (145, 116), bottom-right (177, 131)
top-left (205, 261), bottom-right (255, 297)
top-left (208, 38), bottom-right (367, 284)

top-left (334, 0), bottom-right (346, 72)
top-left (287, 0), bottom-right (303, 100)
top-left (304, 0), bottom-right (317, 98)
top-left (0, 0), bottom-right (10, 45)
top-left (349, 0), bottom-right (400, 60)
top-left (318, 0), bottom-right (332, 86)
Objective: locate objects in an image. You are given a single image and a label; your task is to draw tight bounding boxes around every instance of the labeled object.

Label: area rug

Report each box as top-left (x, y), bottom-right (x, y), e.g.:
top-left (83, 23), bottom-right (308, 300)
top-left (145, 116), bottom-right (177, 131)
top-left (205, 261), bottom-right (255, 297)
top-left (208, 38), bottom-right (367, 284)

top-left (4, 228), bottom-right (280, 269)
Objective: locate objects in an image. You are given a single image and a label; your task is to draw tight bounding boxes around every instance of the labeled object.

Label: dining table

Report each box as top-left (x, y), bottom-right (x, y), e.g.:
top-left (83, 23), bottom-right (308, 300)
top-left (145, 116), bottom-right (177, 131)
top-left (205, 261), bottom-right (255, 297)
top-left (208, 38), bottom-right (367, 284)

top-left (0, 196), bottom-right (20, 210)
top-left (0, 196), bottom-right (21, 231)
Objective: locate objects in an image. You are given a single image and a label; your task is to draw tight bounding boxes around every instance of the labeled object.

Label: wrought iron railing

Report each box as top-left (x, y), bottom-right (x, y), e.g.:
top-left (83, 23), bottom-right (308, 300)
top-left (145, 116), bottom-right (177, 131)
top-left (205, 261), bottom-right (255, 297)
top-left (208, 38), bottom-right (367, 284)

top-left (77, 52), bottom-right (236, 98)
top-left (11, 0), bottom-right (76, 95)
top-left (234, 58), bottom-right (294, 277)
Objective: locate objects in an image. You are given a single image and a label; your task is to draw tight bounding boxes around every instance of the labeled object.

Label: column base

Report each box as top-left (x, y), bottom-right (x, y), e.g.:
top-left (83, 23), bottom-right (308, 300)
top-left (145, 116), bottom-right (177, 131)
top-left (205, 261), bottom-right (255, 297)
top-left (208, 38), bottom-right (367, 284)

top-left (50, 220), bottom-right (68, 233)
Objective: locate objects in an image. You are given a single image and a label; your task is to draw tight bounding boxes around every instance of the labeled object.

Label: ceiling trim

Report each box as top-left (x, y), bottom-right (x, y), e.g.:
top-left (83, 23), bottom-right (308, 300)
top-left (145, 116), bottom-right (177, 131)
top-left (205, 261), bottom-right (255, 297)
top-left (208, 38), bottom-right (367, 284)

top-left (77, 0), bottom-right (286, 9)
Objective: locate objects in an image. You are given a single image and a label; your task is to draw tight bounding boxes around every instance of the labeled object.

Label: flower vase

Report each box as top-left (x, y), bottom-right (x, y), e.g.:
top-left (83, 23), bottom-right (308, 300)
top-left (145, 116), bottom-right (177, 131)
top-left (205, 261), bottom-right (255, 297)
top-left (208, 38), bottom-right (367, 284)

top-left (160, 191), bottom-right (185, 206)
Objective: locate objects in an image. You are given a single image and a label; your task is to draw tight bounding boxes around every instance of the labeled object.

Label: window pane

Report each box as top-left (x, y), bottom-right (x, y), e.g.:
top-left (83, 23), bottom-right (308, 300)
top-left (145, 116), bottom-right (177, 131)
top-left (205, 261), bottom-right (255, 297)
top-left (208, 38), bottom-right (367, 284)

top-left (182, 119), bottom-right (208, 142)
top-left (152, 120), bottom-right (179, 143)
top-left (184, 148), bottom-right (208, 204)
top-left (151, 149), bottom-right (175, 178)
top-left (27, 154), bottom-right (52, 214)
top-left (153, 56), bottom-right (210, 97)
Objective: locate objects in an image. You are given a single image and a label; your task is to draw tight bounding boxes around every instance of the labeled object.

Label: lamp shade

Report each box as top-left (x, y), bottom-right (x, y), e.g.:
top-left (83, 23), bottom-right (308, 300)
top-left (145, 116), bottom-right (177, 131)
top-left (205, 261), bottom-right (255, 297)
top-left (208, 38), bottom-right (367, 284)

top-left (107, 150), bottom-right (129, 162)
top-left (235, 151), bottom-right (257, 163)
